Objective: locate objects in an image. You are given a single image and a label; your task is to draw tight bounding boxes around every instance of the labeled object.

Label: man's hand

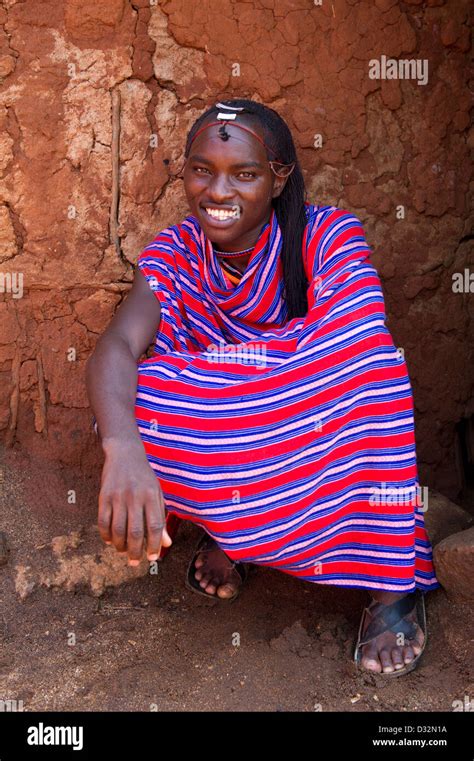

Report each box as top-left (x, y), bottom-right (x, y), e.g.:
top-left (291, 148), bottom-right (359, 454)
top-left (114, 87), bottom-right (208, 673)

top-left (97, 438), bottom-right (172, 564)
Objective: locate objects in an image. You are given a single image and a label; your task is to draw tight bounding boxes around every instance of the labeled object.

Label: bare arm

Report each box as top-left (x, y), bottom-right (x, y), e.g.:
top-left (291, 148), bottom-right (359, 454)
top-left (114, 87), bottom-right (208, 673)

top-left (85, 266), bottom-right (161, 448)
top-left (85, 267), bottom-right (171, 562)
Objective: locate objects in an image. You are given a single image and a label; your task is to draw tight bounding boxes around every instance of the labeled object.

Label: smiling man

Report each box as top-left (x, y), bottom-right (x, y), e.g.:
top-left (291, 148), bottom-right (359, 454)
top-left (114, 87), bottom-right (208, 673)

top-left (182, 110), bottom-right (290, 278)
top-left (86, 98), bottom-right (440, 678)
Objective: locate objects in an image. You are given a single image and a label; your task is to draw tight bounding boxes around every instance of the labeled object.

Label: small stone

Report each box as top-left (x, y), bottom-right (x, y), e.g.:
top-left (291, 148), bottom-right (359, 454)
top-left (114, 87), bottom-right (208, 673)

top-left (269, 621), bottom-right (314, 656)
top-left (433, 527), bottom-right (474, 603)
top-left (424, 492), bottom-right (473, 547)
top-left (0, 55), bottom-right (15, 78)
top-left (321, 642), bottom-right (340, 659)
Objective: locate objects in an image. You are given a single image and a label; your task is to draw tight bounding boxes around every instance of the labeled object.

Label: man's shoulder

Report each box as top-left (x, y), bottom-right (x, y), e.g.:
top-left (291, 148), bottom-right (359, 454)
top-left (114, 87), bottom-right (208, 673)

top-left (305, 201), bottom-right (365, 229)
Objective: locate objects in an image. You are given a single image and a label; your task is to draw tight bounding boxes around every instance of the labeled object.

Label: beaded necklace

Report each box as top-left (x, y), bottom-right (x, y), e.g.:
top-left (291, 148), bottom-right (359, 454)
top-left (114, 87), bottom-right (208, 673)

top-left (213, 245), bottom-right (255, 259)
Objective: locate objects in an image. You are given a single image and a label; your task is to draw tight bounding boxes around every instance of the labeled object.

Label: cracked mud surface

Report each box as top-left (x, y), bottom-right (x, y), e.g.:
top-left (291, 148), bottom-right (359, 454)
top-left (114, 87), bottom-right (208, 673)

top-left (0, 0), bottom-right (472, 501)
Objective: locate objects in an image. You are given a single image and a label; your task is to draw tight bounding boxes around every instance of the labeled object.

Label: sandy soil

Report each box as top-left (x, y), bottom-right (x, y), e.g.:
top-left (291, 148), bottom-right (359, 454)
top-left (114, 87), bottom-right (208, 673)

top-left (0, 447), bottom-right (472, 713)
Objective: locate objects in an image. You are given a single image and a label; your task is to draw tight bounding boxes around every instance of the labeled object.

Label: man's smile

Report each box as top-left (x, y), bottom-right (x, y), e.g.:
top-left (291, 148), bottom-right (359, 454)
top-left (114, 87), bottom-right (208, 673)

top-left (199, 204), bottom-right (241, 226)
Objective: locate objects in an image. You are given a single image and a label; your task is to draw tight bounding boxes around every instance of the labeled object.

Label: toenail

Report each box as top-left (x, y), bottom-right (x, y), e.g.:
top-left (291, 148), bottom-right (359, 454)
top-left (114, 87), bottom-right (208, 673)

top-left (364, 660), bottom-right (379, 671)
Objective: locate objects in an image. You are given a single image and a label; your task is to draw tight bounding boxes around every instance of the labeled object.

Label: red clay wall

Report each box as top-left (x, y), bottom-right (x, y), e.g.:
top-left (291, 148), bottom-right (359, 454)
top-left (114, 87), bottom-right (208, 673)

top-left (0, 0), bottom-right (472, 501)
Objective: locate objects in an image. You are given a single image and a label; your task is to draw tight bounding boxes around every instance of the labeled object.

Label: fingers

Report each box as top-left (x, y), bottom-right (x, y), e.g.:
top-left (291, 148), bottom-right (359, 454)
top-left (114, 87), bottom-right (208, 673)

top-left (111, 493), bottom-right (128, 553)
top-left (126, 497), bottom-right (145, 566)
top-left (161, 527), bottom-right (173, 548)
top-left (98, 474), bottom-right (173, 566)
top-left (97, 490), bottom-right (113, 544)
top-left (144, 488), bottom-right (172, 560)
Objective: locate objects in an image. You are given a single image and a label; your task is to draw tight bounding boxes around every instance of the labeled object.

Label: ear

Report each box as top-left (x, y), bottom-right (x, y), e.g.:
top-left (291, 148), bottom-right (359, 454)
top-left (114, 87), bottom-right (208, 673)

top-left (271, 174), bottom-right (290, 199)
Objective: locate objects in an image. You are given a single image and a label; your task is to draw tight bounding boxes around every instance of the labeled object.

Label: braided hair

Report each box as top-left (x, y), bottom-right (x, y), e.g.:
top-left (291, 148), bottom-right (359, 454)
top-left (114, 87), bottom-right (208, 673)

top-left (183, 99), bottom-right (309, 319)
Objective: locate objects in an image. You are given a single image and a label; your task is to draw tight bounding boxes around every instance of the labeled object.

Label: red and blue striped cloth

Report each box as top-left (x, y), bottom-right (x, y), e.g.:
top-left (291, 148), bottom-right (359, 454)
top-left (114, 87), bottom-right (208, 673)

top-left (130, 201), bottom-right (439, 593)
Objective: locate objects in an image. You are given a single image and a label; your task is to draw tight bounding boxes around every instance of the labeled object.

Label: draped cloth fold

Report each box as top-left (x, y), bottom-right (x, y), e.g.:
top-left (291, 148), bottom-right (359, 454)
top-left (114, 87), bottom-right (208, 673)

top-left (133, 202), bottom-right (440, 593)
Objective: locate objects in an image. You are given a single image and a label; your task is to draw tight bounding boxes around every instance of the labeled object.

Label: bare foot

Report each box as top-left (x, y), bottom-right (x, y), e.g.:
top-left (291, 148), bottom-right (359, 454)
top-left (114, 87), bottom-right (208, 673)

top-left (359, 591), bottom-right (425, 674)
top-left (194, 538), bottom-right (243, 599)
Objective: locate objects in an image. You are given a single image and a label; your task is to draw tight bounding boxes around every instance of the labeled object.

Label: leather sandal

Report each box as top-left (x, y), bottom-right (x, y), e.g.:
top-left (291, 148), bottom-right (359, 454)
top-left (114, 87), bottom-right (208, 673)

top-left (353, 589), bottom-right (427, 678)
top-left (185, 532), bottom-right (250, 602)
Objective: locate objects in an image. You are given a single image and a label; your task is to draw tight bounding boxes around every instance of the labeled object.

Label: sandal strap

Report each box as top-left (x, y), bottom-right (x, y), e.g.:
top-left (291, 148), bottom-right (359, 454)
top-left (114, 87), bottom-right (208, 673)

top-left (196, 535), bottom-right (220, 555)
top-left (359, 591), bottom-right (421, 647)
top-left (195, 534), bottom-right (241, 570)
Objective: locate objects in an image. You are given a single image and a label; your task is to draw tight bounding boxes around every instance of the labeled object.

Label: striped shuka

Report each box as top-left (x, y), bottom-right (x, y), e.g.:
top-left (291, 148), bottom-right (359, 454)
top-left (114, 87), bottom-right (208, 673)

top-left (132, 201), bottom-right (439, 593)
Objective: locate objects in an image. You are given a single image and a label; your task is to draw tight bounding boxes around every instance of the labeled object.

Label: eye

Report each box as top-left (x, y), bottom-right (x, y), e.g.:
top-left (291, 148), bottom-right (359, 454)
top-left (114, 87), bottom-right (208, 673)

top-left (191, 166), bottom-right (257, 179)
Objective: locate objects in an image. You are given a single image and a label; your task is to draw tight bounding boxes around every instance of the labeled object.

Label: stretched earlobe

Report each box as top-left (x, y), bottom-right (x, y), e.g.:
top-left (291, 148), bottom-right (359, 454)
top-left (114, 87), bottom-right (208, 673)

top-left (269, 161), bottom-right (296, 178)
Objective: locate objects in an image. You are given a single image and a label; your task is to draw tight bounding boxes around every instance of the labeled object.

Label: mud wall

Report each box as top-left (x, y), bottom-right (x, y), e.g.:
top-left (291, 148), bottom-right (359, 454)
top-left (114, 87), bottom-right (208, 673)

top-left (0, 0), bottom-right (472, 501)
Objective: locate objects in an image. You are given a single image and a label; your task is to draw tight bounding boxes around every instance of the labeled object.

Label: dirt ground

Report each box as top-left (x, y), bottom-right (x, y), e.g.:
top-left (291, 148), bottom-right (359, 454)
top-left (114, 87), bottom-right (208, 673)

top-left (0, 446), bottom-right (472, 713)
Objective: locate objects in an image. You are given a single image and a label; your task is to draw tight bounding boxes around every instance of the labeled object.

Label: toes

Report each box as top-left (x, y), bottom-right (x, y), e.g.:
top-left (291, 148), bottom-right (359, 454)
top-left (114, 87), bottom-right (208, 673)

top-left (413, 626), bottom-right (425, 652)
top-left (201, 576), bottom-right (222, 594)
top-left (379, 649), bottom-right (395, 673)
top-left (402, 645), bottom-right (415, 665)
top-left (360, 646), bottom-right (382, 673)
top-left (358, 611), bottom-right (425, 676)
top-left (195, 567), bottom-right (211, 583)
top-left (361, 657), bottom-right (382, 673)
top-left (198, 572), bottom-right (212, 588)
top-left (391, 647), bottom-right (405, 671)
top-left (217, 583), bottom-right (237, 599)
top-left (191, 547), bottom-right (241, 598)
top-left (194, 555), bottom-right (209, 578)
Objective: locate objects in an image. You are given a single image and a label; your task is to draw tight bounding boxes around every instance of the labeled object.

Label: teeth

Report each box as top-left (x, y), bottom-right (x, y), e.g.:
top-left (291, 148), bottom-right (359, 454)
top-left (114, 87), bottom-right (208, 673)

top-left (205, 207), bottom-right (238, 220)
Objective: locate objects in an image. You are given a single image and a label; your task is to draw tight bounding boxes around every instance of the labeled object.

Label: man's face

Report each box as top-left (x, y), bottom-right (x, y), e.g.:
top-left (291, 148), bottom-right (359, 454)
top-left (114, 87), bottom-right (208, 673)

top-left (183, 120), bottom-right (286, 251)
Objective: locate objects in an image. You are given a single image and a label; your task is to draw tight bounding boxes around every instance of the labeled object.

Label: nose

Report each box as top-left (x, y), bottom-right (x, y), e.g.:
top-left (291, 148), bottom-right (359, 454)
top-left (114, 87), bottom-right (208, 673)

top-left (206, 172), bottom-right (235, 202)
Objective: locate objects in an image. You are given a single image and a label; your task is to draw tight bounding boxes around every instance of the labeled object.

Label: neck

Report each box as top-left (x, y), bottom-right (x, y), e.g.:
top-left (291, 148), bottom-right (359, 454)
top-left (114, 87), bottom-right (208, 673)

top-left (222, 252), bottom-right (252, 274)
top-left (210, 207), bottom-right (272, 254)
